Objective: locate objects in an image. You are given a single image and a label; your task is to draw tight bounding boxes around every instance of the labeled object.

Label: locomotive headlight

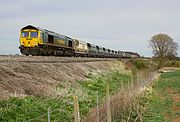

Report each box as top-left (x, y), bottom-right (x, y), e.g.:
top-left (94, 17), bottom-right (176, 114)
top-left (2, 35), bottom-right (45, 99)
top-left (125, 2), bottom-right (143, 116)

top-left (21, 41), bottom-right (25, 45)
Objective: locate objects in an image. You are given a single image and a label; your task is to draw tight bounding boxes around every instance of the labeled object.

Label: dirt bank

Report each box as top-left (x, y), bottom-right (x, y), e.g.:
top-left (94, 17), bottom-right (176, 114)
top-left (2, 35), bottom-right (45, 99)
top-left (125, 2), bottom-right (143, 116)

top-left (0, 56), bottom-right (125, 99)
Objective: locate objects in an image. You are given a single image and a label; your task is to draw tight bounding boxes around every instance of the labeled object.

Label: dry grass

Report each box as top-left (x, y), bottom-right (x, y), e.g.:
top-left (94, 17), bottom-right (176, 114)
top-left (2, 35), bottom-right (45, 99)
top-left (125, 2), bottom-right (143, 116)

top-left (0, 55), bottom-right (124, 99)
top-left (82, 71), bottom-right (158, 122)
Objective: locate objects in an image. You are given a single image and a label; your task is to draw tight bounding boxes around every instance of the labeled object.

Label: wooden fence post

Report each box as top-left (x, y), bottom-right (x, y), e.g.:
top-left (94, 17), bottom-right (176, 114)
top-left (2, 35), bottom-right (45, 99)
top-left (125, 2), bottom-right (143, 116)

top-left (48, 108), bottom-right (50, 122)
top-left (73, 96), bottom-right (80, 122)
top-left (96, 91), bottom-right (100, 122)
top-left (106, 84), bottom-right (111, 122)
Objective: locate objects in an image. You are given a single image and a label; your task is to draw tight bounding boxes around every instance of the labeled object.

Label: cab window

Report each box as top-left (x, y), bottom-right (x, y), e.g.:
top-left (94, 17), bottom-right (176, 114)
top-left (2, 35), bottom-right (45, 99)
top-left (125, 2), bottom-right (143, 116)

top-left (30, 32), bottom-right (38, 38)
top-left (21, 31), bottom-right (29, 38)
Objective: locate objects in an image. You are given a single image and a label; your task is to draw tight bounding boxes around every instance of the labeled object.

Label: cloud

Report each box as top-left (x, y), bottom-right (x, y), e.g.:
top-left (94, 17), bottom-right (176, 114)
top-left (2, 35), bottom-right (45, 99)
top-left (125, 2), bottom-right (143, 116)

top-left (0, 0), bottom-right (179, 56)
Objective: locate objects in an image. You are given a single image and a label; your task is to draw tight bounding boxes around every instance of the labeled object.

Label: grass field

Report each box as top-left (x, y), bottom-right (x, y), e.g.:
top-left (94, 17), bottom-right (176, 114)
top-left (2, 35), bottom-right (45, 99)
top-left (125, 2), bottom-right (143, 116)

top-left (142, 70), bottom-right (180, 122)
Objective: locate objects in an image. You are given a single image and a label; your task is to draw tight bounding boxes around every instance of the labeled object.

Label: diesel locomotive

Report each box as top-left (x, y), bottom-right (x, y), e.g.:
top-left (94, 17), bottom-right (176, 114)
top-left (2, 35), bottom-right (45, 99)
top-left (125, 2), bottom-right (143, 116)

top-left (19, 25), bottom-right (140, 58)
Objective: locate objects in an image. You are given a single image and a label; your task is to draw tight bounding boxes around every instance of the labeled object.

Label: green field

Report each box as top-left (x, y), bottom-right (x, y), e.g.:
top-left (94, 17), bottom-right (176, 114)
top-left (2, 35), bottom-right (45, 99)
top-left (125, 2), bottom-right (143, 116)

top-left (142, 70), bottom-right (180, 122)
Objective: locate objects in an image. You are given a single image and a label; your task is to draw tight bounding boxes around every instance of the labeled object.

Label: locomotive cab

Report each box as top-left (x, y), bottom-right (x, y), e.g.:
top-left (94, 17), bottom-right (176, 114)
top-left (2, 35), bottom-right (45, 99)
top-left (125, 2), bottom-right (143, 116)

top-left (20, 25), bottom-right (43, 48)
top-left (19, 25), bottom-right (44, 55)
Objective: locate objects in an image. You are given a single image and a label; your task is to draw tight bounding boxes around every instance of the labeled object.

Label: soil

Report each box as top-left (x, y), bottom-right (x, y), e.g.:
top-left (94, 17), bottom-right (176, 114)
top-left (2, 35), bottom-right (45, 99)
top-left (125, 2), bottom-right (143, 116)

top-left (0, 55), bottom-right (125, 99)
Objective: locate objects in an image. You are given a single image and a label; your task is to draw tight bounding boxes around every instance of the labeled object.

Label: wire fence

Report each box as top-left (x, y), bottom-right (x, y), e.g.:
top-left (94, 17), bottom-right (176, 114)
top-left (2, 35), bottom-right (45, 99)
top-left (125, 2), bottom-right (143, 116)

top-left (0, 71), bottom-right (158, 122)
top-left (81, 71), bottom-right (158, 122)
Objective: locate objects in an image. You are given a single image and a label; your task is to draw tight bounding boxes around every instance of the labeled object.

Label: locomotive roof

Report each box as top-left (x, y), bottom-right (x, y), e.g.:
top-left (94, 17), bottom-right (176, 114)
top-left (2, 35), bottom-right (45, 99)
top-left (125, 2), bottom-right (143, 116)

top-left (21, 25), bottom-right (71, 39)
top-left (21, 25), bottom-right (39, 31)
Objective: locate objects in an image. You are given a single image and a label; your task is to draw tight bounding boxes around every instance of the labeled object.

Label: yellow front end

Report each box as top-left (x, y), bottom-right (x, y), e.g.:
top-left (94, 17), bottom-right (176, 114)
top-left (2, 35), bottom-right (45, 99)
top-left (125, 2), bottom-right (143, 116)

top-left (20, 29), bottom-right (42, 47)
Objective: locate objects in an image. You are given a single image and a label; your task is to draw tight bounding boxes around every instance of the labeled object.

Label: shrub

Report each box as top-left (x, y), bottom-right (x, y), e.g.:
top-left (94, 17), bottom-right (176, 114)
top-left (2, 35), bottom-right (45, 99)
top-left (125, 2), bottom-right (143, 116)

top-left (130, 59), bottom-right (148, 70)
top-left (163, 60), bottom-right (180, 67)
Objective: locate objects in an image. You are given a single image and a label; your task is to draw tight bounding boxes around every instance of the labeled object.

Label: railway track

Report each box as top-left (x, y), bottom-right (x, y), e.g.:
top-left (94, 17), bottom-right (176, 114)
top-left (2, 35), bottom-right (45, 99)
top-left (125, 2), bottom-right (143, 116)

top-left (0, 55), bottom-right (118, 64)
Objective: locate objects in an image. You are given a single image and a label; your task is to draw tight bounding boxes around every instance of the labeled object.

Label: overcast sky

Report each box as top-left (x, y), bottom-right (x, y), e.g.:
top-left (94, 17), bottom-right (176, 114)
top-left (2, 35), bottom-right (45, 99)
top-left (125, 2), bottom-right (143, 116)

top-left (0, 0), bottom-right (179, 56)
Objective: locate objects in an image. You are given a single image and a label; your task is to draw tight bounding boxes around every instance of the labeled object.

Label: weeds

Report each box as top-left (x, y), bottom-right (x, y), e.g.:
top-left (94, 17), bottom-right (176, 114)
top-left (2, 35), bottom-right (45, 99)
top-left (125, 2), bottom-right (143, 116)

top-left (0, 96), bottom-right (73, 121)
top-left (0, 69), bottom-right (132, 121)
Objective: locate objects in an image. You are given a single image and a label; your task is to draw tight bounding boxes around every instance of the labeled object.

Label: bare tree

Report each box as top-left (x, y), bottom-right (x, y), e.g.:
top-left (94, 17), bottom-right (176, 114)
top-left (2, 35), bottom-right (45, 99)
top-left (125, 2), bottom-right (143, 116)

top-left (149, 34), bottom-right (178, 60)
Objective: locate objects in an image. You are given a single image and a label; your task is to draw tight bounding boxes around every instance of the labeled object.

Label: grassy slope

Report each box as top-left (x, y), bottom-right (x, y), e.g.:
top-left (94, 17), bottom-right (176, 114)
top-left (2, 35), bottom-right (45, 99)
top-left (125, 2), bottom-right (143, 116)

top-left (142, 70), bottom-right (180, 122)
top-left (0, 70), bottom-right (131, 121)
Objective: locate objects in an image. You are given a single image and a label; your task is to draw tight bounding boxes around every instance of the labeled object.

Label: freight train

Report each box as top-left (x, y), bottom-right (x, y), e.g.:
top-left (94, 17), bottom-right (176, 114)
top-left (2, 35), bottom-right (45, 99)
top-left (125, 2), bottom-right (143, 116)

top-left (19, 25), bottom-right (140, 58)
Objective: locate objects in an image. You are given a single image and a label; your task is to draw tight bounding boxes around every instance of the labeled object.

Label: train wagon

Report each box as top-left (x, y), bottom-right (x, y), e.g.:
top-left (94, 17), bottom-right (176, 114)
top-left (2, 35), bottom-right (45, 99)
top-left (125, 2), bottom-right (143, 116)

top-left (73, 39), bottom-right (88, 56)
top-left (96, 46), bottom-right (105, 57)
top-left (87, 43), bottom-right (98, 57)
top-left (118, 51), bottom-right (140, 58)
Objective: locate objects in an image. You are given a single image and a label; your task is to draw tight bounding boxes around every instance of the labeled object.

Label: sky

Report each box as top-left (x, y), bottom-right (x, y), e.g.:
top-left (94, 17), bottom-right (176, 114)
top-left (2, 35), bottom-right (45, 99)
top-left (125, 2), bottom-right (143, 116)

top-left (0, 0), bottom-right (179, 57)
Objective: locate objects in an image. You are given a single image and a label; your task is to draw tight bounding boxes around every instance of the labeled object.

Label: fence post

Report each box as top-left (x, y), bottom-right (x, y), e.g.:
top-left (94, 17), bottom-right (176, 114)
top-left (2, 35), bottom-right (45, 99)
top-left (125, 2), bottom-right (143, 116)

top-left (73, 96), bottom-right (80, 122)
top-left (59, 109), bottom-right (61, 122)
top-left (106, 84), bottom-right (111, 122)
top-left (48, 108), bottom-right (50, 122)
top-left (96, 91), bottom-right (100, 122)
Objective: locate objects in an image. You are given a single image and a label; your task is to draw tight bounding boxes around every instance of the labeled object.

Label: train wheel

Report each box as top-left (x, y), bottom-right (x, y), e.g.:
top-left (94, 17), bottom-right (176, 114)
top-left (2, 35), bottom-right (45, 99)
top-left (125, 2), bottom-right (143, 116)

top-left (53, 51), bottom-right (57, 56)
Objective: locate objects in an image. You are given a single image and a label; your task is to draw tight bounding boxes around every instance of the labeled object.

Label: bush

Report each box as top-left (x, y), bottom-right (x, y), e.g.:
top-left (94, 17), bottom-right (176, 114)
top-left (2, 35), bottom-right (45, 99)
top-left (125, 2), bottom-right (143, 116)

top-left (163, 60), bottom-right (180, 67)
top-left (130, 59), bottom-right (148, 70)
